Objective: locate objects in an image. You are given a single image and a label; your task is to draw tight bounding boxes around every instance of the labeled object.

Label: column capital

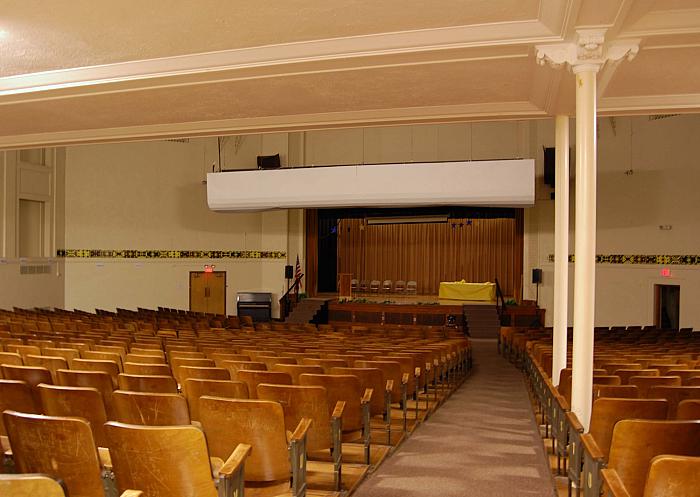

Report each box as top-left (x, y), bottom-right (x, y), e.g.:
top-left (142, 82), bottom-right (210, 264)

top-left (536, 29), bottom-right (640, 72)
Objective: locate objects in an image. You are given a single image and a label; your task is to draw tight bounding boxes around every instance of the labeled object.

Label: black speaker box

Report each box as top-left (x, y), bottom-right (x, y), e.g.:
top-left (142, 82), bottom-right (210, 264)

top-left (257, 154), bottom-right (281, 169)
top-left (532, 268), bottom-right (542, 284)
top-left (543, 147), bottom-right (556, 187)
top-left (284, 265), bottom-right (294, 279)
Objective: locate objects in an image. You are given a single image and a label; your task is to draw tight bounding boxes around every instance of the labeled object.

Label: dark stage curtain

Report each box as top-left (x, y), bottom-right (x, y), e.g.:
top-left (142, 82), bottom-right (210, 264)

top-left (305, 209), bottom-right (319, 297)
top-left (337, 214), bottom-right (523, 297)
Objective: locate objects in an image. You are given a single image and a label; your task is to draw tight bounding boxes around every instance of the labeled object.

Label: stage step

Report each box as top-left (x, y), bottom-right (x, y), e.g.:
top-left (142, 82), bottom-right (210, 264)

top-left (286, 298), bottom-right (329, 324)
top-left (463, 304), bottom-right (500, 339)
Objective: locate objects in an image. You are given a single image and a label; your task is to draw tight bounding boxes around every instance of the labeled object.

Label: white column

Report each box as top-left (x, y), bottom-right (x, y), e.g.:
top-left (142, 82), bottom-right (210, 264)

top-left (552, 115), bottom-right (569, 386)
top-left (571, 65), bottom-right (598, 429)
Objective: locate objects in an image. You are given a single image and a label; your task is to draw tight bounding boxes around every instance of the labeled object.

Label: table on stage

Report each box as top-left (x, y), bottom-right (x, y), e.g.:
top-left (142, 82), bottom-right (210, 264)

top-left (438, 280), bottom-right (496, 301)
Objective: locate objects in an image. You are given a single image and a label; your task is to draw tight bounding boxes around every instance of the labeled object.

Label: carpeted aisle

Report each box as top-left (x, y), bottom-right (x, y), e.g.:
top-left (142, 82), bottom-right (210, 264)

top-left (352, 338), bottom-right (555, 497)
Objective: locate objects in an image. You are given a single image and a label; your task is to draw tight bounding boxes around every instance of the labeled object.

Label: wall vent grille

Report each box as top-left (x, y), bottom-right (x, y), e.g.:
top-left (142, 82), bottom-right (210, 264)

top-left (20, 264), bottom-right (52, 275)
top-left (648, 114), bottom-right (679, 121)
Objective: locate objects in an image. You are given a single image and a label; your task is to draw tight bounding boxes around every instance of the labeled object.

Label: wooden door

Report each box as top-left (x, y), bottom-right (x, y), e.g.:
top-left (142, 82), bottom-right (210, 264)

top-left (190, 271), bottom-right (226, 315)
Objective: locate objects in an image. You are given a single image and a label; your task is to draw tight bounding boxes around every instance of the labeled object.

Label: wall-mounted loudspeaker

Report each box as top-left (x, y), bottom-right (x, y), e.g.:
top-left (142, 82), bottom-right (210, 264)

top-left (532, 268), bottom-right (542, 284)
top-left (257, 154), bottom-right (281, 169)
top-left (284, 265), bottom-right (294, 279)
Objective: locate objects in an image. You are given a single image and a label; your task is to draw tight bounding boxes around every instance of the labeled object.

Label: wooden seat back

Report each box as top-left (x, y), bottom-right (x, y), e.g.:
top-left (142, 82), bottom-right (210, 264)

top-left (236, 370), bottom-right (292, 399)
top-left (181, 378), bottom-right (249, 421)
top-left (676, 399), bottom-right (700, 420)
top-left (5, 345), bottom-right (41, 359)
top-left (256, 356), bottom-right (297, 370)
top-left (330, 367), bottom-right (385, 416)
top-left (220, 360), bottom-right (267, 380)
top-left (271, 364), bottom-right (323, 384)
top-left (642, 455), bottom-right (700, 497)
top-left (123, 362), bottom-right (171, 376)
top-left (0, 352), bottom-right (23, 369)
top-left (607, 420), bottom-right (700, 497)
top-left (209, 353), bottom-right (251, 367)
top-left (124, 353), bottom-right (166, 364)
top-left (0, 380), bottom-right (39, 435)
top-left (81, 351), bottom-right (123, 370)
top-left (648, 386), bottom-right (700, 418)
top-left (24, 355), bottom-right (68, 383)
top-left (3, 411), bottom-right (104, 497)
top-left (1, 365), bottom-right (52, 407)
top-left (170, 358), bottom-right (215, 382)
top-left (589, 398), bottom-right (669, 459)
top-left (299, 373), bottom-right (363, 431)
top-left (38, 384), bottom-right (109, 447)
top-left (666, 369), bottom-right (700, 385)
top-left (257, 383), bottom-right (332, 451)
top-left (71, 358), bottom-right (120, 388)
top-left (199, 397), bottom-right (290, 482)
top-left (112, 390), bottom-right (190, 426)
top-left (117, 374), bottom-right (178, 394)
top-left (0, 474), bottom-right (68, 497)
top-left (629, 375), bottom-right (682, 398)
top-left (105, 422), bottom-right (217, 497)
top-left (614, 369), bottom-right (659, 384)
top-left (177, 366), bottom-right (230, 383)
top-left (602, 363), bottom-right (642, 375)
top-left (355, 360), bottom-right (402, 403)
top-left (593, 384), bottom-right (639, 399)
top-left (301, 358), bottom-right (348, 373)
top-left (42, 348), bottom-right (80, 366)
top-left (57, 369), bottom-right (115, 418)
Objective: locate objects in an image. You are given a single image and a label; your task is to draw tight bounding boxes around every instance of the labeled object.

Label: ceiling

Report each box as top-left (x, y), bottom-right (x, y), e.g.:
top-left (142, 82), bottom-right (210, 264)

top-left (1, 0), bottom-right (699, 149)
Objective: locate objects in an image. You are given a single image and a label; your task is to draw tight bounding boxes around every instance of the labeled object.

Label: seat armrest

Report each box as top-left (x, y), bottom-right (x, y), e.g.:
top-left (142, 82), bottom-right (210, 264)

top-left (98, 446), bottom-right (112, 470)
top-left (401, 373), bottom-right (410, 385)
top-left (332, 400), bottom-right (346, 419)
top-left (414, 367), bottom-right (421, 378)
top-left (425, 362), bottom-right (431, 372)
top-left (581, 433), bottom-right (605, 461)
top-left (120, 491), bottom-right (144, 497)
top-left (219, 443), bottom-right (252, 477)
top-left (291, 418), bottom-right (313, 442)
top-left (361, 388), bottom-right (373, 405)
top-left (385, 379), bottom-right (394, 392)
top-left (565, 411), bottom-right (584, 433)
top-left (601, 468), bottom-right (631, 497)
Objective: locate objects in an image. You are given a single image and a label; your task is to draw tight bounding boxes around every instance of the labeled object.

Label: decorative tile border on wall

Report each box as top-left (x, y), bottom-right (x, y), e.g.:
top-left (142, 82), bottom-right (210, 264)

top-left (56, 249), bottom-right (287, 259)
top-left (547, 254), bottom-right (700, 265)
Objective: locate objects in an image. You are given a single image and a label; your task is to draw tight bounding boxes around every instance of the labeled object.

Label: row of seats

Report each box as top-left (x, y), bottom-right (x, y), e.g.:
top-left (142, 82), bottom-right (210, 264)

top-left (350, 279), bottom-right (418, 294)
top-left (0, 306), bottom-right (471, 497)
top-left (514, 326), bottom-right (700, 497)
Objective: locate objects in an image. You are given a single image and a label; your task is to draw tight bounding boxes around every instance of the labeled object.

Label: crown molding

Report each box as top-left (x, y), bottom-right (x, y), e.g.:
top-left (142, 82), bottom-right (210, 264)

top-left (599, 93), bottom-right (700, 114)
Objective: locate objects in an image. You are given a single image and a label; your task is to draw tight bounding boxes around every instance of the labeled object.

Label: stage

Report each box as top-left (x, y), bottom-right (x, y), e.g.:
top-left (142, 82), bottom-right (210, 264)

top-left (321, 293), bottom-right (497, 329)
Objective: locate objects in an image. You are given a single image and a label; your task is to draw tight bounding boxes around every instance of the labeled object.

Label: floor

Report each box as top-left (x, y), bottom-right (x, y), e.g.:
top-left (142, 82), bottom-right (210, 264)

top-left (352, 339), bottom-right (556, 497)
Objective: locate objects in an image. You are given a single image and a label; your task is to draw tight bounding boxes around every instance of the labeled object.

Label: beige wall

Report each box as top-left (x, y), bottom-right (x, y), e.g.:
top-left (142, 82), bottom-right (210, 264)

top-left (0, 148), bottom-right (65, 310)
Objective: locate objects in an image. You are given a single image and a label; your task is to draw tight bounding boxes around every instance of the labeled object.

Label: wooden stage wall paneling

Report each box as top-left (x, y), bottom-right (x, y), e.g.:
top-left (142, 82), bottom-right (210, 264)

top-left (337, 214), bottom-right (523, 297)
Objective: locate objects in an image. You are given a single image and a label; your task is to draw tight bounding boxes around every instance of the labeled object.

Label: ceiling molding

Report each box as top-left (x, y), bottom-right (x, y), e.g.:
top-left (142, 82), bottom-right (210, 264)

top-left (0, 19), bottom-right (561, 99)
top-left (599, 93), bottom-right (700, 114)
top-left (621, 8), bottom-right (700, 37)
top-left (0, 101), bottom-right (547, 150)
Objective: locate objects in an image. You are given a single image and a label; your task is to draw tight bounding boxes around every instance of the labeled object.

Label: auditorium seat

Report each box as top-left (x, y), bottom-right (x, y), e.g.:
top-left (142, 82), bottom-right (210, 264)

top-left (4, 412), bottom-right (113, 497)
top-left (1, 365), bottom-right (53, 407)
top-left (111, 390), bottom-right (191, 426)
top-left (236, 370), bottom-right (292, 399)
top-left (221, 360), bottom-right (267, 379)
top-left (647, 386), bottom-right (700, 418)
top-left (676, 399), bottom-right (700, 420)
top-left (666, 369), bottom-right (700, 385)
top-left (257, 383), bottom-right (346, 491)
top-left (613, 368), bottom-right (659, 384)
top-left (71, 358), bottom-right (121, 388)
top-left (124, 353), bottom-right (166, 364)
top-left (0, 352), bottom-right (23, 369)
top-left (177, 365), bottom-right (230, 383)
top-left (42, 347), bottom-right (80, 366)
top-left (117, 373), bottom-right (178, 394)
top-left (181, 378), bottom-right (249, 421)
top-left (301, 358), bottom-right (348, 373)
top-left (198, 397), bottom-right (314, 497)
top-left (105, 421), bottom-right (248, 497)
top-left (82, 351), bottom-right (124, 371)
top-left (24, 355), bottom-right (68, 383)
top-left (38, 383), bottom-right (109, 447)
top-left (629, 375), bottom-right (682, 398)
top-left (593, 384), bottom-right (639, 399)
top-left (599, 420), bottom-right (700, 497)
top-left (0, 473), bottom-right (109, 497)
top-left (0, 380), bottom-right (39, 436)
top-left (257, 355), bottom-right (297, 370)
top-left (123, 362), bottom-right (171, 376)
top-left (272, 364), bottom-right (324, 384)
top-left (57, 369), bottom-right (116, 418)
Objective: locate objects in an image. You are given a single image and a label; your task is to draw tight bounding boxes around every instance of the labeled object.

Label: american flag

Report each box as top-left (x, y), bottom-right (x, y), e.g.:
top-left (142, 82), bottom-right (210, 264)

top-left (295, 255), bottom-right (303, 289)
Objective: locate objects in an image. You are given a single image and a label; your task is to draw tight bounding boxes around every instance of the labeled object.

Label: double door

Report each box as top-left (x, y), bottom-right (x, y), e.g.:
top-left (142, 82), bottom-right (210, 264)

top-left (189, 271), bottom-right (226, 314)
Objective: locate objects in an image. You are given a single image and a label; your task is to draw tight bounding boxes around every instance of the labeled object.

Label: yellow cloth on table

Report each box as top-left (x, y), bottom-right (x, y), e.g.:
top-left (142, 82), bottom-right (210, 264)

top-left (438, 281), bottom-right (496, 301)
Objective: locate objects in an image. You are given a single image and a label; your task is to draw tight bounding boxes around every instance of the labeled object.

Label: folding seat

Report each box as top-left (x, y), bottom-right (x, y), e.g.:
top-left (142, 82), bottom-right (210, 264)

top-left (593, 384), bottom-right (639, 399)
top-left (358, 280), bottom-right (369, 293)
top-left (299, 373), bottom-right (373, 464)
top-left (602, 363), bottom-right (641, 375)
top-left (59, 341), bottom-right (92, 355)
top-left (111, 390), bottom-right (191, 426)
top-left (123, 362), bottom-right (172, 376)
top-left (236, 370), bottom-right (292, 399)
top-left (1, 364), bottom-right (52, 407)
top-left (369, 280), bottom-right (380, 293)
top-left (124, 353), bottom-right (166, 364)
top-left (177, 366), bottom-right (230, 384)
top-left (648, 385), bottom-right (700, 418)
top-left (0, 473), bottom-right (79, 497)
top-left (330, 366), bottom-right (395, 445)
top-left (82, 350), bottom-right (123, 370)
top-left (93, 345), bottom-right (127, 363)
top-left (629, 375), bottom-right (681, 398)
top-left (57, 369), bottom-right (116, 419)
top-left (24, 355), bottom-right (68, 383)
top-left (676, 399), bottom-right (700, 420)
top-left (647, 363), bottom-right (689, 375)
top-left (72, 358), bottom-right (121, 388)
top-left (106, 421), bottom-right (246, 497)
top-left (355, 359), bottom-right (407, 410)
top-left (0, 352), bottom-right (23, 369)
top-left (599, 421), bottom-right (700, 497)
top-left (405, 280), bottom-right (417, 294)
top-left (41, 347), bottom-right (80, 366)
top-left (199, 397), bottom-right (316, 497)
top-left (170, 357), bottom-right (216, 383)
top-left (613, 368), bottom-right (659, 384)
top-left (381, 280), bottom-right (392, 293)
top-left (577, 399), bottom-right (669, 497)
top-left (3, 411), bottom-right (137, 497)
top-left (301, 358), bottom-right (348, 374)
top-left (257, 356), bottom-right (297, 370)
top-left (0, 380), bottom-right (39, 436)
top-left (272, 364), bottom-right (324, 385)
top-left (257, 383), bottom-right (350, 491)
top-left (666, 369), bottom-right (700, 385)
top-left (221, 360), bottom-right (267, 379)
top-left (38, 383), bottom-right (109, 447)
top-left (5, 344), bottom-right (41, 359)
top-left (393, 280), bottom-right (406, 294)
top-left (181, 378), bottom-right (249, 422)
top-left (117, 374), bottom-right (178, 394)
